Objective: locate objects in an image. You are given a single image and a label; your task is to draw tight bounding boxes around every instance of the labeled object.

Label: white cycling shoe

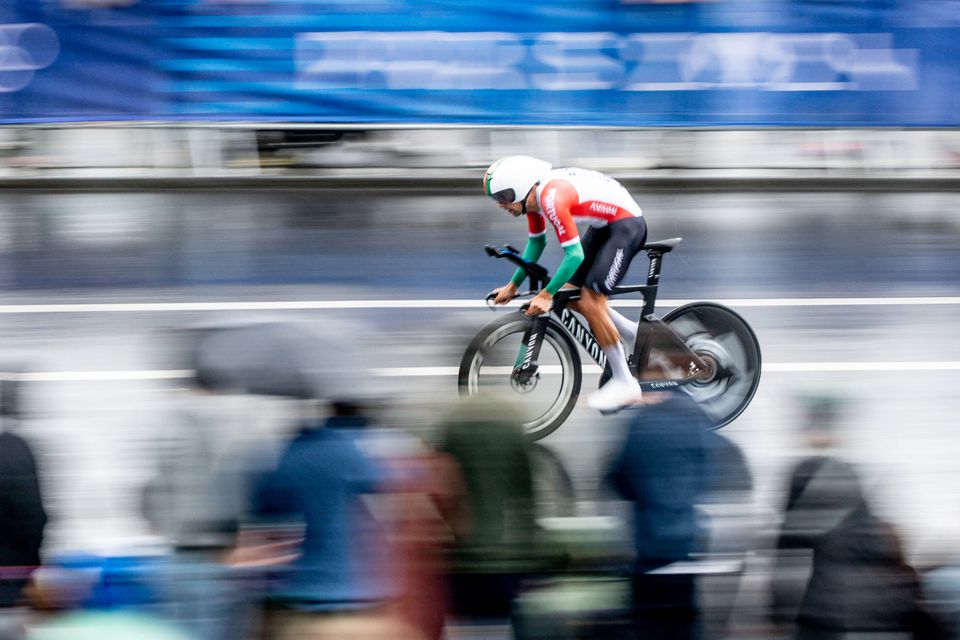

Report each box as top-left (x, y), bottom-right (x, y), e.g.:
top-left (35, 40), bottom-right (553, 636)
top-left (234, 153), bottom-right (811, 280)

top-left (587, 378), bottom-right (644, 413)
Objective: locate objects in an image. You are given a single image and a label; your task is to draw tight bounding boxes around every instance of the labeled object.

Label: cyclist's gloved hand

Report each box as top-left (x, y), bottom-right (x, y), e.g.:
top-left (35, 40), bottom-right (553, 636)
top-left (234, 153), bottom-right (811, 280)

top-left (492, 282), bottom-right (519, 305)
top-left (525, 290), bottom-right (553, 316)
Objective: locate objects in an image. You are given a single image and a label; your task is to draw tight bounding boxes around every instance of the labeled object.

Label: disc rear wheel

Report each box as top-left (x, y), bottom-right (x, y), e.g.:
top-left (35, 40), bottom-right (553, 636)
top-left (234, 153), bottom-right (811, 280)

top-left (662, 302), bottom-right (762, 429)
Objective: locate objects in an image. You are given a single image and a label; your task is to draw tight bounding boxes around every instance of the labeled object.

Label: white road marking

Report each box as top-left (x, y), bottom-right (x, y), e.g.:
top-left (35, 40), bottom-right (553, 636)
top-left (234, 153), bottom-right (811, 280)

top-left (652, 297), bottom-right (960, 308)
top-left (3, 361), bottom-right (959, 382)
top-left (0, 296), bottom-right (958, 314)
top-left (762, 361), bottom-right (960, 372)
top-left (0, 370), bottom-right (195, 382)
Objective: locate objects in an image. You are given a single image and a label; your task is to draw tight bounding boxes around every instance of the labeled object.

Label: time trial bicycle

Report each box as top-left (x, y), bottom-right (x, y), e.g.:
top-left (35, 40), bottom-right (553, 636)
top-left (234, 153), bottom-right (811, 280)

top-left (458, 238), bottom-right (762, 440)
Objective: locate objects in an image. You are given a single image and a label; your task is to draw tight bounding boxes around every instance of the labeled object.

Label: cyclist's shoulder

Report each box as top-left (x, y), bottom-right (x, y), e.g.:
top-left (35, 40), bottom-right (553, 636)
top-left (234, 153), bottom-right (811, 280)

top-left (542, 166), bottom-right (590, 181)
top-left (539, 166), bottom-right (574, 185)
top-left (536, 168), bottom-right (581, 199)
top-left (542, 166), bottom-right (624, 190)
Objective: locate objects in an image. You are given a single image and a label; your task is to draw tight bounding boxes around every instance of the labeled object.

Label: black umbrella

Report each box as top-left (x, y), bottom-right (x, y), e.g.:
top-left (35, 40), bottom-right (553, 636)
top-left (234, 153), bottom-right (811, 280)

top-left (188, 321), bottom-right (368, 401)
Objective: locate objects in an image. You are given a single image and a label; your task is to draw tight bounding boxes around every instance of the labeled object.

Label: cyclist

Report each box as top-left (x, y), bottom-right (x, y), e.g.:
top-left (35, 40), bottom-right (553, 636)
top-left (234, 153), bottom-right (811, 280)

top-left (484, 155), bottom-right (648, 412)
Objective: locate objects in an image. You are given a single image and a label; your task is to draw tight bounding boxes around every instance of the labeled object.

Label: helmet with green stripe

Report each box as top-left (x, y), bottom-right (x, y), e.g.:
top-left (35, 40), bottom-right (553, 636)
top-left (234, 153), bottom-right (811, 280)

top-left (483, 156), bottom-right (552, 205)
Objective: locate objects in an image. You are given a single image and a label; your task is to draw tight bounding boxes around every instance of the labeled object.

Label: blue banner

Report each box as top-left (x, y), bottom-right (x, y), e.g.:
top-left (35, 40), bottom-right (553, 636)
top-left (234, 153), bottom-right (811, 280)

top-left (1, 0), bottom-right (959, 126)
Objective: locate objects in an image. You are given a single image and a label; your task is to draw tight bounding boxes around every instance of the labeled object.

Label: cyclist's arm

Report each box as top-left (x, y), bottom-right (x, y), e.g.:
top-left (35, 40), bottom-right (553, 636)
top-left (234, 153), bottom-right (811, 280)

top-left (537, 178), bottom-right (584, 295)
top-left (509, 234), bottom-right (547, 288)
top-left (544, 241), bottom-right (584, 295)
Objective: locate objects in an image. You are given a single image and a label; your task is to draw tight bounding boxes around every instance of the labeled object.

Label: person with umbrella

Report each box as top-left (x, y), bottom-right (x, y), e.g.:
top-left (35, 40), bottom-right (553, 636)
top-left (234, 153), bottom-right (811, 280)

top-left (189, 321), bottom-right (420, 639)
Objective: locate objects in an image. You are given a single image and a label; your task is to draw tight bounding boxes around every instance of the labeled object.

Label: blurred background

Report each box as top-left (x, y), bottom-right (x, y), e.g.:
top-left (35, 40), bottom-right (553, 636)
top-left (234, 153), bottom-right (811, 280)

top-left (1, 1), bottom-right (959, 639)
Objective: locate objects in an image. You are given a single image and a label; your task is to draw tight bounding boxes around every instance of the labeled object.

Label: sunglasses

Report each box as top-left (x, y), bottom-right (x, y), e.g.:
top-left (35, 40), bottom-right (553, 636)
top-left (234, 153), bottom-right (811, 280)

top-left (489, 188), bottom-right (516, 204)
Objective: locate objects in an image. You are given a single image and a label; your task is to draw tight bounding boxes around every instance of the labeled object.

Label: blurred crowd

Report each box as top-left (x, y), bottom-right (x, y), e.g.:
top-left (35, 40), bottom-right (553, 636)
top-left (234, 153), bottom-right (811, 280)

top-left (2, 325), bottom-right (960, 640)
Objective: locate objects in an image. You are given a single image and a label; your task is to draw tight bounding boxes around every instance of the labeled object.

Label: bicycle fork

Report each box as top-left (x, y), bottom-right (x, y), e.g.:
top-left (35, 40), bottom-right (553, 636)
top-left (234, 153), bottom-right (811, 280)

top-left (514, 314), bottom-right (549, 384)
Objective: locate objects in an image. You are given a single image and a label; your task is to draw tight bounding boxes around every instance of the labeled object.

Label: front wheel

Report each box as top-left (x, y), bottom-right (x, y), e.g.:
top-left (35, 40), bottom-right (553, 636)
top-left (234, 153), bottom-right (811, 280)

top-left (459, 313), bottom-right (582, 441)
top-left (662, 302), bottom-right (762, 429)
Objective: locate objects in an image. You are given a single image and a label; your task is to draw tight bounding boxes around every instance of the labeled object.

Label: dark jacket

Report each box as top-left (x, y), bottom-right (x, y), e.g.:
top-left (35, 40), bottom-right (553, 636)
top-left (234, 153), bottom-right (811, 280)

top-left (0, 430), bottom-right (46, 607)
top-left (777, 455), bottom-right (933, 633)
top-left (605, 392), bottom-right (711, 571)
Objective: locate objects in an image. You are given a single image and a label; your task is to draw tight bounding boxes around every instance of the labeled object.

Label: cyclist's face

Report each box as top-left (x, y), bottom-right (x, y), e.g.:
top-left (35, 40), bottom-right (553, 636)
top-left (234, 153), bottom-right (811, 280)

top-left (499, 200), bottom-right (524, 216)
top-left (496, 188), bottom-right (534, 216)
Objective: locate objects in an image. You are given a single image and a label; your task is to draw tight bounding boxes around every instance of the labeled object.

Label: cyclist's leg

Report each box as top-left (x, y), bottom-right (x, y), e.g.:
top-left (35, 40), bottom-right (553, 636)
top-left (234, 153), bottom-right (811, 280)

top-left (609, 310), bottom-right (639, 346)
top-left (579, 218), bottom-right (647, 409)
top-left (581, 216), bottom-right (647, 347)
top-left (587, 216), bottom-right (647, 297)
top-left (597, 217), bottom-right (647, 345)
top-left (565, 226), bottom-right (606, 315)
top-left (581, 286), bottom-right (640, 409)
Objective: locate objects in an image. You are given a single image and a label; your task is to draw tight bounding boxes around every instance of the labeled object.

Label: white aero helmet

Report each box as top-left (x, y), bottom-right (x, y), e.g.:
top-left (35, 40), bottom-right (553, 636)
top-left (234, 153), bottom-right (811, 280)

top-left (483, 155), bottom-right (553, 205)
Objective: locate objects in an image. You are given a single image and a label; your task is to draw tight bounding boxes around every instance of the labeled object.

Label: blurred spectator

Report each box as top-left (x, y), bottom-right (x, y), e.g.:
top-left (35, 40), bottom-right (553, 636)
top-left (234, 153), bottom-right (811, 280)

top-left (604, 389), bottom-right (711, 640)
top-left (771, 392), bottom-right (944, 640)
top-left (350, 414), bottom-right (458, 640)
top-left (142, 390), bottom-right (245, 553)
top-left (248, 399), bottom-right (418, 640)
top-left (0, 376), bottom-right (47, 640)
top-left (770, 392), bottom-right (861, 626)
top-left (140, 379), bottom-right (261, 640)
top-left (698, 431), bottom-right (755, 638)
top-left (436, 394), bottom-right (556, 625)
top-left (923, 556), bottom-right (960, 640)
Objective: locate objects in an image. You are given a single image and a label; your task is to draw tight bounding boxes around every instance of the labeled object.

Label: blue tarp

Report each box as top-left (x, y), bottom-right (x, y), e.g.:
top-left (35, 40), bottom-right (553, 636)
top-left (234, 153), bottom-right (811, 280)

top-left (1, 0), bottom-right (959, 125)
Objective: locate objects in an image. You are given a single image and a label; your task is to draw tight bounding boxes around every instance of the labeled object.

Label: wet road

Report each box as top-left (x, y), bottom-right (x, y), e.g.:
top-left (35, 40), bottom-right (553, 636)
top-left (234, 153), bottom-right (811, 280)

top-left (1, 189), bottom-right (959, 559)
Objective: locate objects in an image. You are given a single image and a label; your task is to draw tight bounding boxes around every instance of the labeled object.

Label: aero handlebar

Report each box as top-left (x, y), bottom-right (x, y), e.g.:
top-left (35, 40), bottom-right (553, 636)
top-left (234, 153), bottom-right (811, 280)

top-left (483, 244), bottom-right (550, 288)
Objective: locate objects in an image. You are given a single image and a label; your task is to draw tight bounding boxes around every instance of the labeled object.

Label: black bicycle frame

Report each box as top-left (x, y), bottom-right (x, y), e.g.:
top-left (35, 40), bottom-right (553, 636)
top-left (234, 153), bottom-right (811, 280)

top-left (487, 242), bottom-right (708, 390)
